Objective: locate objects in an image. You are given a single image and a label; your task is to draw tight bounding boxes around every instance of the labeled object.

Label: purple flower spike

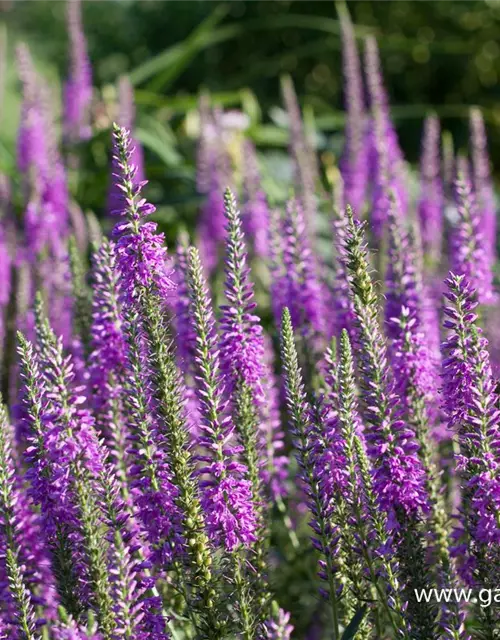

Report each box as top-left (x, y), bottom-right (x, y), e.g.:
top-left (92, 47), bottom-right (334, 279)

top-left (172, 238), bottom-right (198, 373)
top-left (219, 188), bottom-right (265, 400)
top-left (441, 273), bottom-right (500, 587)
top-left (365, 36), bottom-right (407, 236)
top-left (342, 208), bottom-right (428, 518)
top-left (88, 238), bottom-right (131, 487)
top-left (186, 246), bottom-right (257, 551)
top-left (339, 6), bottom-right (368, 213)
top-left (385, 207), bottom-right (441, 433)
top-left (418, 115), bottom-right (443, 263)
top-left (281, 76), bottom-right (318, 228)
top-left (108, 77), bottom-right (144, 215)
top-left (241, 140), bottom-right (271, 258)
top-left (64, 0), bottom-right (92, 142)
top-left (271, 200), bottom-right (327, 344)
top-left (111, 124), bottom-right (175, 306)
top-left (451, 176), bottom-right (495, 305)
top-left (470, 108), bottom-right (496, 266)
top-left (16, 44), bottom-right (48, 183)
top-left (16, 44), bottom-right (69, 259)
top-left (263, 607), bottom-right (293, 640)
top-left (196, 100), bottom-right (233, 273)
top-left (0, 406), bottom-right (49, 639)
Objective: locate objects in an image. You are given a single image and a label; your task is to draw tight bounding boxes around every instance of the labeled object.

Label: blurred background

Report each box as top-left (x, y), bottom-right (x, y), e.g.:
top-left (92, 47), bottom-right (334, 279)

top-left (1, 0), bottom-right (500, 237)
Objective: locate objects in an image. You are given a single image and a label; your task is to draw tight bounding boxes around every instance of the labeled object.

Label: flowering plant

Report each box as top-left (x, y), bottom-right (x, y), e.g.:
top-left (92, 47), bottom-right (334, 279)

top-left (1, 3), bottom-right (499, 639)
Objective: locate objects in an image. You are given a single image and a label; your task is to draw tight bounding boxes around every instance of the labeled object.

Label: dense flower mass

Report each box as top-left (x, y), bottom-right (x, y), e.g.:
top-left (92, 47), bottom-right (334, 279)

top-left (2, 5), bottom-right (500, 639)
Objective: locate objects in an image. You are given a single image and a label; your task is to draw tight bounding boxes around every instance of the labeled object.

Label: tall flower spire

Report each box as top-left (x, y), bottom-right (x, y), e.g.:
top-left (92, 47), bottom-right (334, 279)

top-left (270, 200), bottom-right (326, 345)
top-left (418, 115), bottom-right (443, 263)
top-left (342, 207), bottom-right (427, 516)
top-left (281, 75), bottom-right (318, 228)
top-left (112, 125), bottom-right (225, 637)
top-left (385, 207), bottom-right (460, 627)
top-left (280, 308), bottom-right (346, 638)
top-left (187, 246), bottom-right (259, 638)
top-left (32, 300), bottom-right (119, 637)
top-left (196, 99), bottom-right (232, 273)
top-left (88, 238), bottom-right (130, 490)
top-left (219, 188), bottom-right (265, 401)
top-left (64, 0), bottom-right (92, 142)
top-left (241, 140), bottom-right (271, 258)
top-left (219, 188), bottom-right (273, 617)
top-left (108, 77), bottom-right (144, 215)
top-left (469, 108), bottom-right (496, 267)
top-left (441, 274), bottom-right (500, 635)
top-left (341, 207), bottom-right (437, 636)
top-left (16, 44), bottom-right (69, 257)
top-left (338, 4), bottom-right (368, 213)
top-left (0, 406), bottom-right (39, 639)
top-left (365, 36), bottom-right (407, 236)
top-left (17, 331), bottom-right (87, 617)
top-left (330, 330), bottom-right (413, 638)
top-left (186, 245), bottom-right (256, 552)
top-left (451, 176), bottom-right (495, 305)
top-left (111, 123), bottom-right (175, 305)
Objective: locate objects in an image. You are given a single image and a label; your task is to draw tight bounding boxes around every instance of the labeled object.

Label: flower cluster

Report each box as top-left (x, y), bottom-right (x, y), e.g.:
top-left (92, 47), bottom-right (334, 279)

top-left (2, 6), bottom-right (500, 640)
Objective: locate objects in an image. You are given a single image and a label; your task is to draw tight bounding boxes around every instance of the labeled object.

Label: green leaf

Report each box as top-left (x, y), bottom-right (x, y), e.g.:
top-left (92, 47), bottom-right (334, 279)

top-left (134, 89), bottom-right (242, 112)
top-left (129, 5), bottom-right (244, 91)
top-left (135, 117), bottom-right (183, 167)
top-left (248, 125), bottom-right (290, 147)
top-left (341, 606), bottom-right (368, 640)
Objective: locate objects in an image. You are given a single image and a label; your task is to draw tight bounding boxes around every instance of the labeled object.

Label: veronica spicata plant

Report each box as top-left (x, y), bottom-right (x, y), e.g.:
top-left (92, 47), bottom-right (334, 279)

top-left (2, 7), bottom-right (500, 638)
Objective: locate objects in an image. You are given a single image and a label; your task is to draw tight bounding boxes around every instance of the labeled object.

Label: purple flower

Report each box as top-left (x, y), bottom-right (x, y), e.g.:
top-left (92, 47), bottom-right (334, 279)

top-left (271, 200), bottom-right (327, 343)
top-left (259, 336), bottom-right (289, 501)
top-left (364, 36), bottom-right (407, 236)
top-left (16, 44), bottom-right (48, 184)
top-left (281, 76), bottom-right (318, 227)
top-left (280, 308), bottom-right (345, 617)
top-left (108, 77), bottom-right (144, 215)
top-left (385, 206), bottom-right (440, 425)
top-left (219, 189), bottom-right (266, 399)
top-left (64, 0), bottom-right (92, 142)
top-left (339, 7), bottom-right (368, 213)
top-left (469, 108), bottom-right (496, 267)
top-left (172, 239), bottom-right (198, 374)
top-left (0, 407), bottom-right (55, 637)
top-left (441, 274), bottom-right (500, 546)
top-left (111, 124), bottom-right (175, 305)
top-left (121, 311), bottom-right (182, 568)
top-left (241, 140), bottom-right (271, 258)
top-left (171, 240), bottom-right (202, 437)
top-left (51, 618), bottom-right (102, 640)
top-left (418, 115), bottom-right (443, 262)
top-left (186, 246), bottom-right (257, 551)
top-left (263, 608), bottom-right (293, 640)
top-left (342, 208), bottom-right (428, 518)
top-left (88, 238), bottom-right (130, 482)
top-left (196, 101), bottom-right (233, 273)
top-left (16, 45), bottom-right (69, 258)
top-left (450, 176), bottom-right (495, 305)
